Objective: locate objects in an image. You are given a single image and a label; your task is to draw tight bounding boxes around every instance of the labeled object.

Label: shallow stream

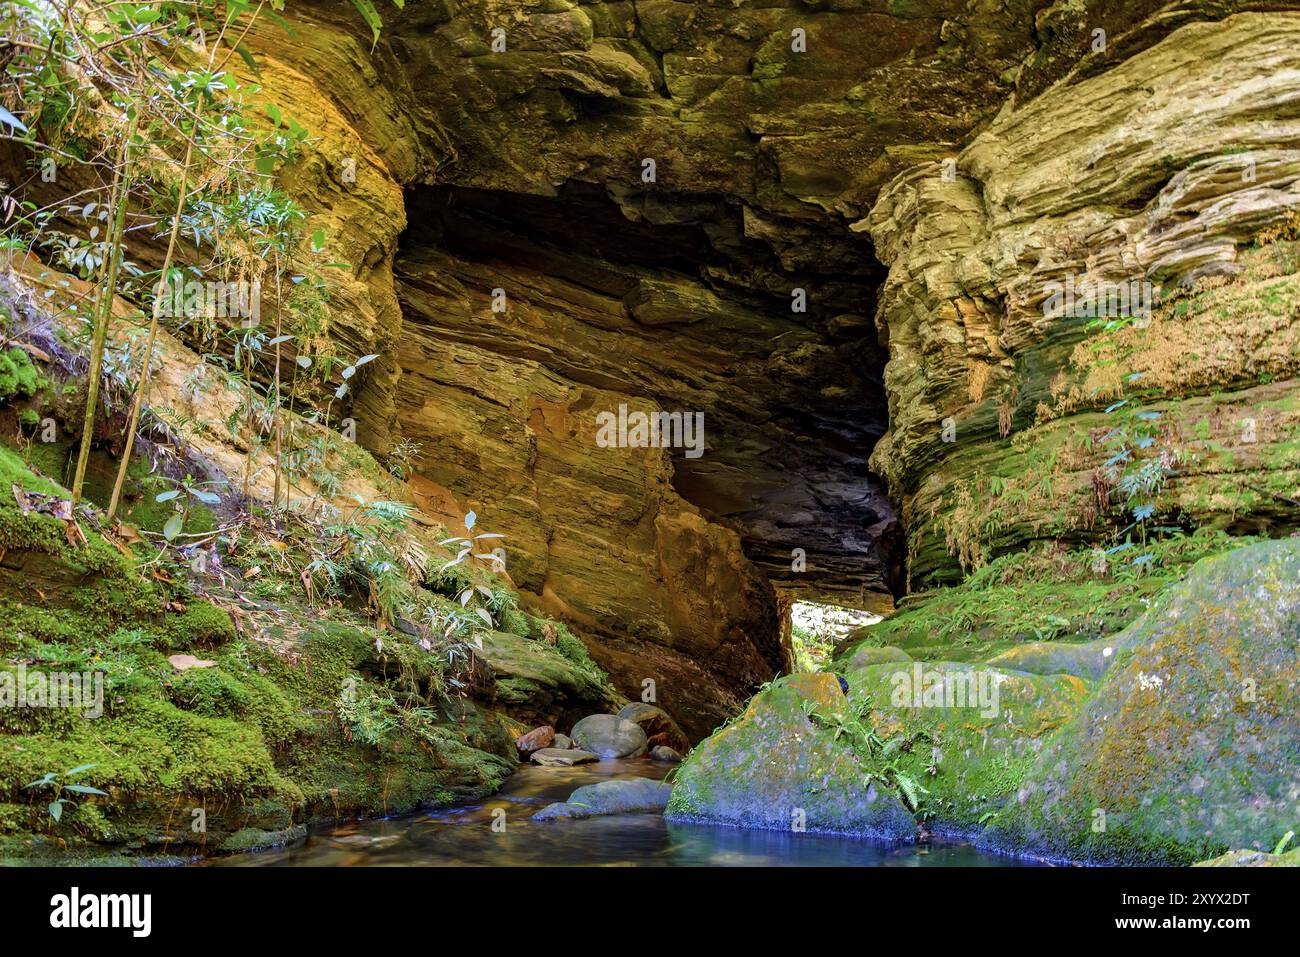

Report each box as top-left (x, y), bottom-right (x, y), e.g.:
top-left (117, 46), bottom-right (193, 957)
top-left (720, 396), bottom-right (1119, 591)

top-left (214, 760), bottom-right (1037, 867)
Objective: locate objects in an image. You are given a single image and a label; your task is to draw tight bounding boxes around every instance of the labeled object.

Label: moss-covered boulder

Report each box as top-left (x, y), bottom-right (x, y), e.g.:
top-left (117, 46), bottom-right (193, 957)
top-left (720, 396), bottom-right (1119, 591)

top-left (843, 662), bottom-right (1091, 833)
top-left (842, 644), bottom-right (912, 670)
top-left (477, 630), bottom-right (624, 731)
top-left (984, 540), bottom-right (1300, 864)
top-left (666, 673), bottom-right (916, 841)
top-left (984, 635), bottom-right (1132, 681)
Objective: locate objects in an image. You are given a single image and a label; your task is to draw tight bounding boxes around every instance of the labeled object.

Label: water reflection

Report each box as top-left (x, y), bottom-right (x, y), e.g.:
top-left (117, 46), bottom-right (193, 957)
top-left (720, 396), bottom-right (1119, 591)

top-left (212, 760), bottom-right (1036, 867)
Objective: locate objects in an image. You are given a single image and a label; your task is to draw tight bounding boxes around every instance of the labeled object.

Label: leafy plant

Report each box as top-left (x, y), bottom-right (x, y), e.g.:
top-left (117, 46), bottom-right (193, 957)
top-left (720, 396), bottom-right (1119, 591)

top-left (438, 511), bottom-right (507, 628)
top-left (24, 764), bottom-right (108, 824)
top-left (805, 694), bottom-right (933, 812)
top-left (153, 474), bottom-right (224, 542)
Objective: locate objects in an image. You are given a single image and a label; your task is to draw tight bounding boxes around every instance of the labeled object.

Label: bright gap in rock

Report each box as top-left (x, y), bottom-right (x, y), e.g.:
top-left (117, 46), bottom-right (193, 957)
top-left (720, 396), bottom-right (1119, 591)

top-left (789, 600), bottom-right (881, 672)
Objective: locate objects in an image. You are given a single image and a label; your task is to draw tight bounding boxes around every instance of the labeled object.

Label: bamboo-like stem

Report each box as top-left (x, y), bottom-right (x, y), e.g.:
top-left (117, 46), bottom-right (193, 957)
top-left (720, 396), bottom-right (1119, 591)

top-left (106, 119), bottom-right (200, 519)
top-left (71, 110), bottom-right (139, 506)
top-left (271, 250), bottom-right (284, 515)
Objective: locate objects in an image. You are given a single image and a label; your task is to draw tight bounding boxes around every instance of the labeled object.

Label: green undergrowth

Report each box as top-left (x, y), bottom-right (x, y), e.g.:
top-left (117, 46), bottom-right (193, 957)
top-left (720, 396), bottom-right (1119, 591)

top-left (0, 443), bottom-right (612, 861)
top-left (838, 529), bottom-right (1259, 663)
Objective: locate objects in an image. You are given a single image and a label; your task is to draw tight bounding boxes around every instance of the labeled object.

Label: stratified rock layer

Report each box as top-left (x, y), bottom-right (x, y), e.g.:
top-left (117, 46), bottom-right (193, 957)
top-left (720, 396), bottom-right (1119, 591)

top-left (10, 1), bottom-right (1299, 741)
top-left (862, 12), bottom-right (1300, 587)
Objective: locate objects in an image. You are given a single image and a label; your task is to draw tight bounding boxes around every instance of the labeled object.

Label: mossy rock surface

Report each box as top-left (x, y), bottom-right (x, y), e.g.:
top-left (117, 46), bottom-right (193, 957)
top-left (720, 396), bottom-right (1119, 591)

top-left (984, 634), bottom-right (1135, 681)
top-left (216, 824), bottom-right (308, 854)
top-left (984, 540), bottom-right (1300, 864)
top-left (843, 661), bottom-right (1091, 833)
top-left (478, 629), bottom-right (623, 729)
top-left (841, 644), bottom-right (912, 670)
top-left (1194, 847), bottom-right (1300, 867)
top-left (0, 446), bottom-right (522, 858)
top-left (666, 673), bottom-right (917, 842)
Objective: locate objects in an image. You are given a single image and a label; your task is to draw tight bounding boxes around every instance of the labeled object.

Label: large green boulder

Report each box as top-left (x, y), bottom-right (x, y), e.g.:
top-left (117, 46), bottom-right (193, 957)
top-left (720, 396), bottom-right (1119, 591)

top-left (984, 540), bottom-right (1300, 864)
top-left (477, 630), bottom-right (623, 730)
top-left (665, 674), bottom-right (917, 841)
top-left (843, 661), bottom-right (1091, 833)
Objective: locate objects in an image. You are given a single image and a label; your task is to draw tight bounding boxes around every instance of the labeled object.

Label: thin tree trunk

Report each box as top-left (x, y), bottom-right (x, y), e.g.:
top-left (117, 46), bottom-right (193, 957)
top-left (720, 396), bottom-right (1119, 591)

top-left (270, 251), bottom-right (284, 515)
top-left (106, 123), bottom-right (199, 520)
top-left (71, 112), bottom-right (139, 507)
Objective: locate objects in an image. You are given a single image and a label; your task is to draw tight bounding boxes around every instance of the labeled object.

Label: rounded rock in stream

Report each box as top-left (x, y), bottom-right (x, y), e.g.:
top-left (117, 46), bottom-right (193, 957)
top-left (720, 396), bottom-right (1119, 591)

top-left (530, 747), bottom-right (599, 767)
top-left (533, 778), bottom-right (673, 821)
top-left (570, 714), bottom-right (648, 758)
top-left (617, 702), bottom-right (690, 753)
top-left (515, 725), bottom-right (555, 756)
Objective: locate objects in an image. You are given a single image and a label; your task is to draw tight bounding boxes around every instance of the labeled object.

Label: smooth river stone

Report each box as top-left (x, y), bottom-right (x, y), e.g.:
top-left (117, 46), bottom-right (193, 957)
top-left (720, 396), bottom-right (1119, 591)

top-left (530, 748), bottom-right (599, 767)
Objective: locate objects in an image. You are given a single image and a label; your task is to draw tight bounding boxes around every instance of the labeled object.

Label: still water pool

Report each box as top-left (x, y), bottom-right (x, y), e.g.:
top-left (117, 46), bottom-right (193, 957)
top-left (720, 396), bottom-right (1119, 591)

top-left (214, 759), bottom-right (1038, 867)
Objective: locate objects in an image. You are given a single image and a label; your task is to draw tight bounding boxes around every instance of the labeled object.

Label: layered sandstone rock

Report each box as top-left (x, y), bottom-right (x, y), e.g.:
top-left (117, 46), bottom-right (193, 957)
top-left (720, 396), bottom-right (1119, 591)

top-left (10, 0), bottom-right (1295, 739)
top-left (862, 12), bottom-right (1300, 587)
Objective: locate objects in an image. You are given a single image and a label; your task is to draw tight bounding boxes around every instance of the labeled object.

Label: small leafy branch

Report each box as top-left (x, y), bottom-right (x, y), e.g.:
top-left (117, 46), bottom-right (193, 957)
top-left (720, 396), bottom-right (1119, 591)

top-left (154, 474), bottom-right (223, 543)
top-left (439, 510), bottom-right (506, 628)
top-left (24, 763), bottom-right (108, 824)
top-left (802, 694), bottom-right (933, 812)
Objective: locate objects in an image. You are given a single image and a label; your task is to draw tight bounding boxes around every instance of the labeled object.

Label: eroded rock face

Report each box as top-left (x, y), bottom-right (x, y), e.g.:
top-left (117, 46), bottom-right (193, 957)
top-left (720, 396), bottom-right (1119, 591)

top-left (16, 0), bottom-right (1292, 739)
top-left (223, 1), bottom-right (1300, 735)
top-left (862, 12), bottom-right (1300, 587)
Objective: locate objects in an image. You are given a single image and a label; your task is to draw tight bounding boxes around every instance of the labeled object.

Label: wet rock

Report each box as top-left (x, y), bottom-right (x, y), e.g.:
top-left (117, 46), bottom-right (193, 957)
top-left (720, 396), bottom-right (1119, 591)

top-left (650, 746), bottom-right (682, 764)
top-left (530, 748), bottom-right (599, 767)
top-left (617, 702), bottom-right (690, 753)
top-left (533, 778), bottom-right (673, 821)
top-left (570, 714), bottom-right (647, 758)
top-left (666, 673), bottom-right (916, 842)
top-left (552, 733), bottom-right (573, 750)
top-left (515, 725), bottom-right (555, 756)
top-left (216, 825), bottom-right (308, 854)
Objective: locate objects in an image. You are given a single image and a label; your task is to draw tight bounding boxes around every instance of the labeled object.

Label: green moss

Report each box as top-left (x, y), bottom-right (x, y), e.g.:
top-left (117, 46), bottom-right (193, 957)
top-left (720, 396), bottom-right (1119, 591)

top-left (0, 348), bottom-right (40, 402)
top-left (477, 628), bottom-right (620, 727)
top-left (842, 662), bottom-right (1090, 832)
top-left (0, 443), bottom-right (64, 497)
top-left (667, 673), bottom-right (918, 840)
top-left (0, 445), bottom-right (519, 859)
top-left (216, 824), bottom-right (307, 853)
top-left (161, 601), bottom-right (237, 650)
top-left (839, 530), bottom-right (1257, 664)
top-left (984, 539), bottom-right (1300, 864)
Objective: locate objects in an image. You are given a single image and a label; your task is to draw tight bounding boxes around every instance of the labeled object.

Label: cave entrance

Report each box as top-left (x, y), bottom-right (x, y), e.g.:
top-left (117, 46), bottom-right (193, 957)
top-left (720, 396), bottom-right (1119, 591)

top-left (395, 181), bottom-right (901, 613)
